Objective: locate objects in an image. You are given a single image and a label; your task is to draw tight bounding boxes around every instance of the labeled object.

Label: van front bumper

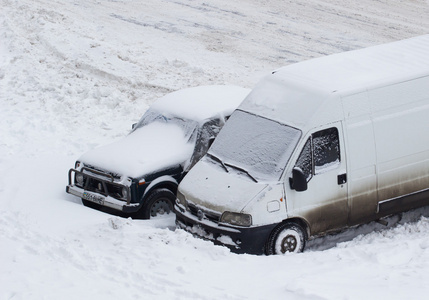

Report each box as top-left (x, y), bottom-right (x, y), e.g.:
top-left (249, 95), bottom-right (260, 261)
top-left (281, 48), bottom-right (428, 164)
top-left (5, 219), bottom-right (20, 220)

top-left (174, 204), bottom-right (276, 255)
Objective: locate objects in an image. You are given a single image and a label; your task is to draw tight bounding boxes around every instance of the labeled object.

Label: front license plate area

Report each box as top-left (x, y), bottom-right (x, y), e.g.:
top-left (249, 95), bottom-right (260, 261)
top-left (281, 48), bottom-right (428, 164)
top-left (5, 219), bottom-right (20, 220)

top-left (82, 191), bottom-right (104, 205)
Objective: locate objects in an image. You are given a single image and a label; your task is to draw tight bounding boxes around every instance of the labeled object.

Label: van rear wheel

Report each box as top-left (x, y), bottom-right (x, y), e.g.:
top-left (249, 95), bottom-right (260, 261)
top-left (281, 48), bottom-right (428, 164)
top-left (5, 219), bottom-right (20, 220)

top-left (266, 222), bottom-right (306, 254)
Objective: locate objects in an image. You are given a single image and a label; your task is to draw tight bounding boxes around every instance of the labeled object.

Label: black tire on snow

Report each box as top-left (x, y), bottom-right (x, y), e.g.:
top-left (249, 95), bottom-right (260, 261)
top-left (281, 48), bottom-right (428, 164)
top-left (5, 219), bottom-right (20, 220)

top-left (266, 222), bottom-right (307, 255)
top-left (139, 188), bottom-right (175, 219)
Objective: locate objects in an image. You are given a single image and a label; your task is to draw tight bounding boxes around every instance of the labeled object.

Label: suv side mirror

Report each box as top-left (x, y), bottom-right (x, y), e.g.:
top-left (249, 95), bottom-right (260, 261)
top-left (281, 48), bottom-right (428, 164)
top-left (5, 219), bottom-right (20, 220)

top-left (132, 123), bottom-right (137, 130)
top-left (291, 167), bottom-right (308, 192)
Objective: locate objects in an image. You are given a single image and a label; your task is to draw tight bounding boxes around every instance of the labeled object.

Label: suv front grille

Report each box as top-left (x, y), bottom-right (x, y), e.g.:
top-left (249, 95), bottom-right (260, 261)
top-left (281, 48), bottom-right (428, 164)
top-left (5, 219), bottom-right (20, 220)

top-left (84, 177), bottom-right (123, 198)
top-left (73, 168), bottom-right (128, 202)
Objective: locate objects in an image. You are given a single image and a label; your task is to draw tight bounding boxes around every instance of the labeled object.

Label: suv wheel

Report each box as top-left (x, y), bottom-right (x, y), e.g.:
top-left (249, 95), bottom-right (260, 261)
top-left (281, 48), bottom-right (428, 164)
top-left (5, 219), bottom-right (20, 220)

top-left (139, 188), bottom-right (175, 219)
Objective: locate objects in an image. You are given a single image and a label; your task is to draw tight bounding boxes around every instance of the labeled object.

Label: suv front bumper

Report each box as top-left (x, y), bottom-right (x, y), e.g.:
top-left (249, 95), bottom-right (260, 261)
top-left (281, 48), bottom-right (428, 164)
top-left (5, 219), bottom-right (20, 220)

top-left (66, 168), bottom-right (139, 213)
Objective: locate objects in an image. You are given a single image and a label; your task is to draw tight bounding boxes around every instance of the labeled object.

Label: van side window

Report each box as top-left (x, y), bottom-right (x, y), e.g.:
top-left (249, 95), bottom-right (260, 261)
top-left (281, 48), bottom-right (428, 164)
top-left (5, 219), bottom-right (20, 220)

top-left (313, 127), bottom-right (340, 173)
top-left (294, 127), bottom-right (340, 180)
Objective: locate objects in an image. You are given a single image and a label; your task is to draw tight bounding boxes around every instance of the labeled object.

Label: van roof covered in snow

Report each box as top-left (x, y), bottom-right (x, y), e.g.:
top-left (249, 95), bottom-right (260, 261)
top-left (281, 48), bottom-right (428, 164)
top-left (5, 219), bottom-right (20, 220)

top-left (240, 35), bottom-right (429, 130)
top-left (273, 34), bottom-right (429, 93)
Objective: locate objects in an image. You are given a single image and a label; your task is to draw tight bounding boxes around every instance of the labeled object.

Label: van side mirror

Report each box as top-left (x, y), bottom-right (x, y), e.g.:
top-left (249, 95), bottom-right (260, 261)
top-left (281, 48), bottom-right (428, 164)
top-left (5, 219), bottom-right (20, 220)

top-left (132, 123), bottom-right (137, 130)
top-left (291, 167), bottom-right (308, 192)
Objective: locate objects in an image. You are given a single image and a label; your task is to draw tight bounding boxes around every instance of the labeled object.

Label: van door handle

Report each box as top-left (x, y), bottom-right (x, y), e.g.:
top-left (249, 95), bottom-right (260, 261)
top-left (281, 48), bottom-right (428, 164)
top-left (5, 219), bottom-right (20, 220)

top-left (337, 173), bottom-right (347, 185)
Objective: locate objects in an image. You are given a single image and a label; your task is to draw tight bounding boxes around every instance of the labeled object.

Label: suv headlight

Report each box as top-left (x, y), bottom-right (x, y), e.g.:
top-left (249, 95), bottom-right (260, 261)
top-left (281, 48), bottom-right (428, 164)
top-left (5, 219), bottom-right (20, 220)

top-left (122, 186), bottom-right (129, 200)
top-left (75, 173), bottom-right (84, 186)
top-left (220, 212), bottom-right (252, 227)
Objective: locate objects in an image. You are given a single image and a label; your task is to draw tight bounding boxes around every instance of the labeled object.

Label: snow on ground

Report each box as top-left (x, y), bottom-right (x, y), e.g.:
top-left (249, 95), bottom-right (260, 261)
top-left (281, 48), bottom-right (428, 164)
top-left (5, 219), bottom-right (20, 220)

top-left (1, 0), bottom-right (429, 299)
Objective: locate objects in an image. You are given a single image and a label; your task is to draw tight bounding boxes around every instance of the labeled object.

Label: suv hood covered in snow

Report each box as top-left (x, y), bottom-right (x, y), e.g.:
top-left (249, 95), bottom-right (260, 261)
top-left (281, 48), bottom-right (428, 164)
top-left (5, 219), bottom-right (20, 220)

top-left (79, 122), bottom-right (195, 179)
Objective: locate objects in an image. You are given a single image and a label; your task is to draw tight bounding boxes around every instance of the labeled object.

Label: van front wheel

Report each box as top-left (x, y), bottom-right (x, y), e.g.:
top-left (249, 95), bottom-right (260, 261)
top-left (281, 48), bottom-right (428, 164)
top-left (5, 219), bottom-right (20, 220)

top-left (266, 222), bottom-right (306, 254)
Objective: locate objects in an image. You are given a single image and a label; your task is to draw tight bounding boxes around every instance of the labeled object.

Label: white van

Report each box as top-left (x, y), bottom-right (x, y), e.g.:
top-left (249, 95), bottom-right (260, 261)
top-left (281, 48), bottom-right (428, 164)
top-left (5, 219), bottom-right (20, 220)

top-left (174, 35), bottom-right (429, 255)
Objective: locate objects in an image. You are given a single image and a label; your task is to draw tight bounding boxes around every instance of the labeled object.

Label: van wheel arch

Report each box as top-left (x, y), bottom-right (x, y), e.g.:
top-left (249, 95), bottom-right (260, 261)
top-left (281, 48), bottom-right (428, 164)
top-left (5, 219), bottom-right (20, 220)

top-left (265, 219), bottom-right (309, 255)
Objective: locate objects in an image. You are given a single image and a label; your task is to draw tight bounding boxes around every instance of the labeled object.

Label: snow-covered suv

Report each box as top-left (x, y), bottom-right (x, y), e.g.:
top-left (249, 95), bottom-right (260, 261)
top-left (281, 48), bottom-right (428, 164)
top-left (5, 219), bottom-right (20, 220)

top-left (66, 85), bottom-right (249, 219)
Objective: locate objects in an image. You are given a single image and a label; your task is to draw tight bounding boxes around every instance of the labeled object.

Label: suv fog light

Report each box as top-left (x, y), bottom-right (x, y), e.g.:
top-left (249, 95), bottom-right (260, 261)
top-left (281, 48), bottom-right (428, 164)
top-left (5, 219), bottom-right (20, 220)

top-left (220, 211), bottom-right (252, 227)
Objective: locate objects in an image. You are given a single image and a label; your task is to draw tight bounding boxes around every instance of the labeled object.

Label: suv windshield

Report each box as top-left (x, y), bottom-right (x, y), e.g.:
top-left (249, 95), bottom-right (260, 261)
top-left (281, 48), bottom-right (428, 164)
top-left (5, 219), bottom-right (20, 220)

top-left (208, 110), bottom-right (301, 182)
top-left (133, 108), bottom-right (198, 140)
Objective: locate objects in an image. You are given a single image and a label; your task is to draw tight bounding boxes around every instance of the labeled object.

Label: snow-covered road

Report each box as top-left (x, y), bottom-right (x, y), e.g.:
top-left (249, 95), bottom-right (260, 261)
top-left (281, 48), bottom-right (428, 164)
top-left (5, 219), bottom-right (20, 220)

top-left (1, 0), bottom-right (429, 299)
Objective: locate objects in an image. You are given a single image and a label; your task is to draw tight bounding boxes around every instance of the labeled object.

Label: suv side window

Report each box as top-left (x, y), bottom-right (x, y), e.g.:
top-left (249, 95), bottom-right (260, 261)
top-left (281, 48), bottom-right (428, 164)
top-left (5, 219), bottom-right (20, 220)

top-left (295, 127), bottom-right (340, 181)
top-left (188, 119), bottom-right (222, 170)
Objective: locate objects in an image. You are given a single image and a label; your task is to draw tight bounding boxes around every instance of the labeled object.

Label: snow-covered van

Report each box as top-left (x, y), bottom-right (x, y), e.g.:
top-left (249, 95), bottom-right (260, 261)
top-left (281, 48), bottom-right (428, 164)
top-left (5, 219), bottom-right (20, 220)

top-left (175, 35), bottom-right (429, 254)
top-left (66, 85), bottom-right (250, 219)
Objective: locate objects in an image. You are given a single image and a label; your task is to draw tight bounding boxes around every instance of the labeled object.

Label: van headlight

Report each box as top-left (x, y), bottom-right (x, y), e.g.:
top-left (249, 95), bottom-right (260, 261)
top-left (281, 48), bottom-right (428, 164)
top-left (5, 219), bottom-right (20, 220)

top-left (176, 190), bottom-right (188, 209)
top-left (220, 212), bottom-right (252, 227)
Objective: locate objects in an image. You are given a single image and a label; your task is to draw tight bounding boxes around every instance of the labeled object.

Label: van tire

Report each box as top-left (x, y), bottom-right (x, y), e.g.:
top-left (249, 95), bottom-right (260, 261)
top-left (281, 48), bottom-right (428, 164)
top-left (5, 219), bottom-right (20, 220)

top-left (266, 222), bottom-right (306, 254)
top-left (139, 188), bottom-right (175, 219)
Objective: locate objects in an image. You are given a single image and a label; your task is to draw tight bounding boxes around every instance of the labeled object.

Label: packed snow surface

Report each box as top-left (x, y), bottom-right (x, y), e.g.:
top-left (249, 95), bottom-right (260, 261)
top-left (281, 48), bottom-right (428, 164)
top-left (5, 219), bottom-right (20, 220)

top-left (2, 0), bottom-right (429, 299)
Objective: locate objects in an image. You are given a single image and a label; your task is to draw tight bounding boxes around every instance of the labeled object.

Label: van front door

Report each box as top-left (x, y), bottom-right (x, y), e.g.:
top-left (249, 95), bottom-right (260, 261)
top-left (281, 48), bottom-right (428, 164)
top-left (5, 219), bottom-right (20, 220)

top-left (286, 123), bottom-right (348, 235)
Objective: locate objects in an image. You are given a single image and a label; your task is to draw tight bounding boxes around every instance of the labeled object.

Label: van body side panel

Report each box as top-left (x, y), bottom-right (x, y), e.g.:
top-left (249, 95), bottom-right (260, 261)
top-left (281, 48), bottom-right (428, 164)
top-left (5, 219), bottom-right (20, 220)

top-left (342, 92), bottom-right (378, 225)
top-left (344, 118), bottom-right (378, 225)
top-left (244, 182), bottom-right (287, 226)
top-left (378, 189), bottom-right (429, 217)
top-left (370, 76), bottom-right (429, 213)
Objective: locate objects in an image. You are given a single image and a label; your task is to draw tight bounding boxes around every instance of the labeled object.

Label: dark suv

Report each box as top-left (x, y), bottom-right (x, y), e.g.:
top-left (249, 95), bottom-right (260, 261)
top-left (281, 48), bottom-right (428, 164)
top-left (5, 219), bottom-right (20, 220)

top-left (66, 85), bottom-right (249, 219)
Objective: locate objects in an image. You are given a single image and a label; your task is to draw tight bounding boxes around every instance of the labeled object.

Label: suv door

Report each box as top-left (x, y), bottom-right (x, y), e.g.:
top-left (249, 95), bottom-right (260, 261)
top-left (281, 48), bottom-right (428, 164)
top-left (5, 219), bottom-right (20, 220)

top-left (286, 123), bottom-right (348, 235)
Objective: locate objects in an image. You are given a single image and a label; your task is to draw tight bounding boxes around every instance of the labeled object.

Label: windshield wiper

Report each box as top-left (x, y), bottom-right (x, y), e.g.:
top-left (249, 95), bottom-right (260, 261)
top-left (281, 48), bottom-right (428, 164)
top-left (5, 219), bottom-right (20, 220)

top-left (207, 153), bottom-right (229, 173)
top-left (224, 162), bottom-right (258, 183)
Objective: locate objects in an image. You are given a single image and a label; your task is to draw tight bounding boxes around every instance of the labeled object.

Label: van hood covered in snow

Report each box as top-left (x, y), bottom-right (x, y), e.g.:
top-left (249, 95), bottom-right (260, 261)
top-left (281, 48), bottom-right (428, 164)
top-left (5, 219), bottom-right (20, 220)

top-left (179, 157), bottom-right (268, 213)
top-left (79, 122), bottom-right (195, 179)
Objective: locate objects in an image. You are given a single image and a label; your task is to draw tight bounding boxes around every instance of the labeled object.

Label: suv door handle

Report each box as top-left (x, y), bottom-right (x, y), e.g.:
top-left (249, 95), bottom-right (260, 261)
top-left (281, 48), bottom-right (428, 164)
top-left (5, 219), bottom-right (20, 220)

top-left (337, 173), bottom-right (347, 185)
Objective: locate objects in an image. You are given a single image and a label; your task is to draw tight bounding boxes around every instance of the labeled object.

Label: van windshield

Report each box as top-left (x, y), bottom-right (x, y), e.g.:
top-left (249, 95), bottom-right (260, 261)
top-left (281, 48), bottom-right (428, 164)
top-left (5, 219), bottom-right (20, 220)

top-left (208, 110), bottom-right (301, 182)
